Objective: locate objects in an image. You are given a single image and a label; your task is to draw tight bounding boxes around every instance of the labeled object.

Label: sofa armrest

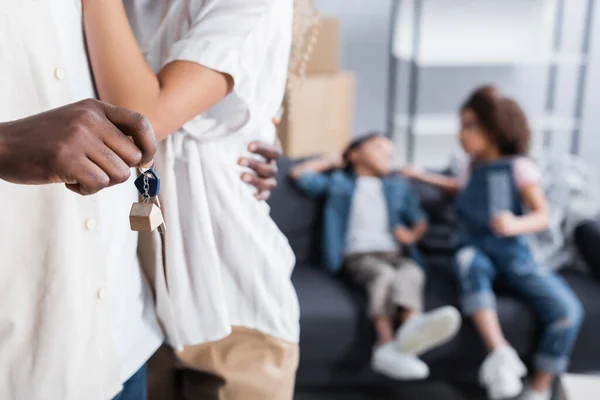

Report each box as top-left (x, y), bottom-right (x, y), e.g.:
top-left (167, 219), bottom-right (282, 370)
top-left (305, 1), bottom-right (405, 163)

top-left (575, 218), bottom-right (600, 282)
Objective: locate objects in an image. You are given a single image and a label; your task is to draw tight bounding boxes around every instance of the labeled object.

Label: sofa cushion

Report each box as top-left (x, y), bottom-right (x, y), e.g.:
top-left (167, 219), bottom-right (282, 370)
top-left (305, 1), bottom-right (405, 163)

top-left (292, 265), bottom-right (370, 367)
top-left (410, 178), bottom-right (455, 226)
top-left (269, 157), bottom-right (323, 265)
top-left (575, 218), bottom-right (600, 282)
top-left (561, 269), bottom-right (600, 372)
top-left (294, 260), bottom-right (600, 383)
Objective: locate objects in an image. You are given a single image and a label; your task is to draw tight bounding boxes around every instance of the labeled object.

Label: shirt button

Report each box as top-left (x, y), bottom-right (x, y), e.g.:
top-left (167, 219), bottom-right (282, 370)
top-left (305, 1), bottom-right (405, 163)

top-left (85, 218), bottom-right (97, 231)
top-left (97, 288), bottom-right (107, 300)
top-left (54, 67), bottom-right (66, 80)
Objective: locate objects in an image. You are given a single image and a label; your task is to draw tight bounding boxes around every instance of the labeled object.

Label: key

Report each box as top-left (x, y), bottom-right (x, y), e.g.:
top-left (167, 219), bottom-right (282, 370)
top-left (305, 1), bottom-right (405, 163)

top-left (150, 195), bottom-right (167, 234)
top-left (130, 166), bottom-right (166, 234)
top-left (134, 168), bottom-right (160, 197)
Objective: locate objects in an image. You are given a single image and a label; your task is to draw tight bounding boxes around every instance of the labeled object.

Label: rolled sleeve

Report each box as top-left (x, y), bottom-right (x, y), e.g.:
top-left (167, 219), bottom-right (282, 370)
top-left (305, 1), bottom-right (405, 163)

top-left (404, 191), bottom-right (428, 227)
top-left (162, 0), bottom-right (284, 123)
top-left (295, 172), bottom-right (331, 199)
top-left (163, 0), bottom-right (275, 73)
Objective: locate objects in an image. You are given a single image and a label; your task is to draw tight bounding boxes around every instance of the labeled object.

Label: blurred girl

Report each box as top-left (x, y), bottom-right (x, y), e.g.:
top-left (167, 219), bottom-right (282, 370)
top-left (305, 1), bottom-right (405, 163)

top-left (403, 86), bottom-right (583, 400)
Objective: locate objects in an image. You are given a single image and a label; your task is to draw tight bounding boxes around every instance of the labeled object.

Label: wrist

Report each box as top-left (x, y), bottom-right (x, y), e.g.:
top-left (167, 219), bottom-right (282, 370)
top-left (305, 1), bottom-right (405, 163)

top-left (408, 232), bottom-right (418, 244)
top-left (321, 158), bottom-right (338, 170)
top-left (0, 122), bottom-right (12, 179)
top-left (514, 218), bottom-right (528, 235)
top-left (0, 122), bottom-right (8, 161)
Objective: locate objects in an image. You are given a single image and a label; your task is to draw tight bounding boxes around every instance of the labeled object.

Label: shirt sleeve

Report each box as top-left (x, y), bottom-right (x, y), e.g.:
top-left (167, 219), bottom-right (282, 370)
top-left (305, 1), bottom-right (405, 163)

top-left (162, 0), bottom-right (283, 114)
top-left (403, 190), bottom-right (428, 227)
top-left (514, 157), bottom-right (542, 189)
top-left (294, 172), bottom-right (331, 199)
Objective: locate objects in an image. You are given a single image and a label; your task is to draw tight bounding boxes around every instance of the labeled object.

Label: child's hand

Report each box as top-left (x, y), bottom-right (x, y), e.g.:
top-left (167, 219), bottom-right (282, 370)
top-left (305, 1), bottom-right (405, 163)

top-left (395, 226), bottom-right (417, 245)
top-left (491, 211), bottom-right (522, 237)
top-left (325, 151), bottom-right (345, 169)
top-left (400, 165), bottom-right (421, 179)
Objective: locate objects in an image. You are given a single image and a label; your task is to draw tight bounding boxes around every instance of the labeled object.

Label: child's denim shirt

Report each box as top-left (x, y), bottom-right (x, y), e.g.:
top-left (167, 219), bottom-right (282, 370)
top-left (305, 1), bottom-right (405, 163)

top-left (295, 170), bottom-right (428, 274)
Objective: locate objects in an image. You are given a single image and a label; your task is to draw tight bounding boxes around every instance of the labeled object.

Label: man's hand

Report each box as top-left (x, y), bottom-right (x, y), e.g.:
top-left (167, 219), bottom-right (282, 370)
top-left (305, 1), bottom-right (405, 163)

top-left (491, 211), bottom-right (522, 237)
top-left (394, 226), bottom-right (417, 245)
top-left (238, 140), bottom-right (283, 201)
top-left (0, 99), bottom-right (157, 195)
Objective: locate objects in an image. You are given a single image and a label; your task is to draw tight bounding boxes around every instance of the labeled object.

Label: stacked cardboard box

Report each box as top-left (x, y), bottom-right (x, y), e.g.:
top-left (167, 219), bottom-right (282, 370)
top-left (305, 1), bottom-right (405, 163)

top-left (278, 17), bottom-right (356, 157)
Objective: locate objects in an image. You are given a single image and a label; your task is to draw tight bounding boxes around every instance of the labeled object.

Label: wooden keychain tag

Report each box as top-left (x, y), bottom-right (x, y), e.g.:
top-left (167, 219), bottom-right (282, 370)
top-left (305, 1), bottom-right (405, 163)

top-left (130, 202), bottom-right (164, 232)
top-left (130, 166), bottom-right (165, 233)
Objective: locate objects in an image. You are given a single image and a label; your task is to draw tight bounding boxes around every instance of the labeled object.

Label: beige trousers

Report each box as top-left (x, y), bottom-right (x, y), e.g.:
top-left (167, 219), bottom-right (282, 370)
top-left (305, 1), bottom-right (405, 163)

top-left (148, 327), bottom-right (299, 400)
top-left (345, 251), bottom-right (425, 317)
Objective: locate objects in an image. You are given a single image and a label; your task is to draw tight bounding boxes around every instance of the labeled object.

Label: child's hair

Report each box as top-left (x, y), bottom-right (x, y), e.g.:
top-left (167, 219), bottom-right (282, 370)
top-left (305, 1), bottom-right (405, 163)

top-left (342, 131), bottom-right (384, 168)
top-left (461, 85), bottom-right (531, 155)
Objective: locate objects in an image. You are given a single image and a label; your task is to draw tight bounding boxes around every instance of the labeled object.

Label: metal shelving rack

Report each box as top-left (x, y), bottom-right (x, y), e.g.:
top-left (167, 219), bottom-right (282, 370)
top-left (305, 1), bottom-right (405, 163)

top-left (386, 0), bottom-right (596, 163)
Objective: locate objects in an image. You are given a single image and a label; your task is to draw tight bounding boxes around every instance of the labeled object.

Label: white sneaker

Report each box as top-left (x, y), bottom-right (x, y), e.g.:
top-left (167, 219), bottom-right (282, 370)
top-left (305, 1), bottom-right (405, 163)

top-left (395, 306), bottom-right (462, 355)
top-left (519, 387), bottom-right (552, 400)
top-left (371, 342), bottom-right (430, 380)
top-left (480, 346), bottom-right (528, 400)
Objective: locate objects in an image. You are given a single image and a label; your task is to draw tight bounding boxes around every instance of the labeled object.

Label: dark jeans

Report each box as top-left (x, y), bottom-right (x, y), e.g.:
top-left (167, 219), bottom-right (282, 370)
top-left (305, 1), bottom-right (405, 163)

top-left (113, 364), bottom-right (148, 400)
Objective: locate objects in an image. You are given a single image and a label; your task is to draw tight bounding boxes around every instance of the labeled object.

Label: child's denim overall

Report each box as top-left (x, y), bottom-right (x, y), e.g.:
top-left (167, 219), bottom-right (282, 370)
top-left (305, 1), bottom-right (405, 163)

top-left (454, 159), bottom-right (583, 374)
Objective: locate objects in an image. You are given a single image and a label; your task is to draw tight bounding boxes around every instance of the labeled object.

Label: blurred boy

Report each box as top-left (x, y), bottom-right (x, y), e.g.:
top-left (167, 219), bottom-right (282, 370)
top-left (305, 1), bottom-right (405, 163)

top-left (290, 133), bottom-right (461, 380)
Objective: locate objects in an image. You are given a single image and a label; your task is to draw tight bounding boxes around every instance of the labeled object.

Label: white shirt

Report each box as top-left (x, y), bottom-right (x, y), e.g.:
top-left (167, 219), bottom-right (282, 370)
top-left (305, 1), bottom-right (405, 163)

top-left (126, 0), bottom-right (300, 346)
top-left (345, 177), bottom-right (400, 255)
top-left (0, 1), bottom-right (163, 399)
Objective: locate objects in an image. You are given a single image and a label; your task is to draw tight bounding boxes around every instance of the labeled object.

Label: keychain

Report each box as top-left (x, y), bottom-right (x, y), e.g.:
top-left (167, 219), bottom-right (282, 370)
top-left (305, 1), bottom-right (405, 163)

top-left (129, 166), bottom-right (166, 234)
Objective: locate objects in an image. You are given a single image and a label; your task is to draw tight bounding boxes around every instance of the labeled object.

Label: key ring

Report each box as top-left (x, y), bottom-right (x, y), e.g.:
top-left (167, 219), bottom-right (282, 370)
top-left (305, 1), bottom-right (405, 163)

top-left (142, 172), bottom-right (151, 203)
top-left (137, 160), bottom-right (155, 175)
top-left (134, 163), bottom-right (161, 199)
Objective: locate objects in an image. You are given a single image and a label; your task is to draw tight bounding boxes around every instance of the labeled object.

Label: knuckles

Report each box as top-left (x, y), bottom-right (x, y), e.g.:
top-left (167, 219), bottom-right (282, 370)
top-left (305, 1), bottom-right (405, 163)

top-left (266, 178), bottom-right (277, 190)
top-left (127, 150), bottom-right (143, 167)
top-left (131, 112), bottom-right (152, 135)
top-left (91, 173), bottom-right (111, 193)
top-left (114, 167), bottom-right (132, 184)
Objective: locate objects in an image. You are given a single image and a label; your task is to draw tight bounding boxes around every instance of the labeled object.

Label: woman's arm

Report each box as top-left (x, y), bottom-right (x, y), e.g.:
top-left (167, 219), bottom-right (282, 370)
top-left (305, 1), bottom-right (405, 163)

top-left (491, 184), bottom-right (549, 236)
top-left (401, 166), bottom-right (460, 195)
top-left (82, 0), bottom-right (232, 141)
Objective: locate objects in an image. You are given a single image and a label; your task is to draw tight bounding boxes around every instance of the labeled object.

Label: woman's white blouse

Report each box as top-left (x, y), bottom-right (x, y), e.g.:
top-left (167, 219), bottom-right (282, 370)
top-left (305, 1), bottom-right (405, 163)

top-left (125, 0), bottom-right (300, 346)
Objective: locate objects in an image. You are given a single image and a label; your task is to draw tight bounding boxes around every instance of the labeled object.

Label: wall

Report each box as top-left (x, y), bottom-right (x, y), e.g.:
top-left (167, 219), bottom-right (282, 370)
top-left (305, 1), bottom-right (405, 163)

top-left (314, 0), bottom-right (392, 135)
top-left (314, 0), bottom-right (600, 167)
top-left (581, 1), bottom-right (600, 163)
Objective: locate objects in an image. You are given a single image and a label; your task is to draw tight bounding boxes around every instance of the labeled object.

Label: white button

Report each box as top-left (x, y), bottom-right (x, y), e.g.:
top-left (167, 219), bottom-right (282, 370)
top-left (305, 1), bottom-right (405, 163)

top-left (96, 288), bottom-right (106, 300)
top-left (85, 218), bottom-right (97, 231)
top-left (54, 68), bottom-right (66, 80)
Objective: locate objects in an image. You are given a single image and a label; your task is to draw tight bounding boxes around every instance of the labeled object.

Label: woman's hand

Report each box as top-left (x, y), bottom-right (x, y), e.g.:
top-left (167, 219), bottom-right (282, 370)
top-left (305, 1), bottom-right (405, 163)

top-left (239, 140), bottom-right (283, 201)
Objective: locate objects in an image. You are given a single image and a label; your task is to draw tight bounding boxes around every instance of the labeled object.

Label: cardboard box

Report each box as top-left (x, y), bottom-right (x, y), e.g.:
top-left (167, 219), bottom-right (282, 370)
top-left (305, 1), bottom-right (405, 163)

top-left (278, 71), bottom-right (355, 157)
top-left (305, 17), bottom-right (340, 74)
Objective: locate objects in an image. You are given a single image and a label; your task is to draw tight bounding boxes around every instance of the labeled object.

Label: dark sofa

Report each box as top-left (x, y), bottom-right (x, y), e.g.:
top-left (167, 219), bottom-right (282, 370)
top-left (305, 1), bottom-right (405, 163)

top-left (268, 157), bottom-right (600, 389)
